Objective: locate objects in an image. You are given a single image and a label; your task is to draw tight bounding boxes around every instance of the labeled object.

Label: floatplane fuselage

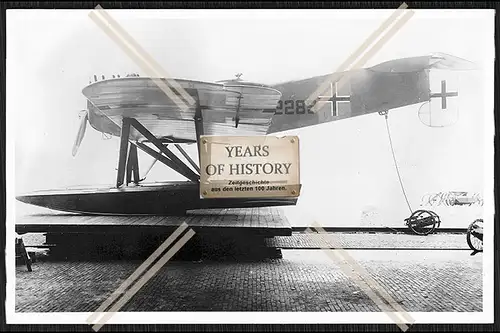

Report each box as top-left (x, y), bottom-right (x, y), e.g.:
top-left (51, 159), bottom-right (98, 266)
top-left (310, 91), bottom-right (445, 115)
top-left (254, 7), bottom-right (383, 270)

top-left (16, 53), bottom-right (476, 215)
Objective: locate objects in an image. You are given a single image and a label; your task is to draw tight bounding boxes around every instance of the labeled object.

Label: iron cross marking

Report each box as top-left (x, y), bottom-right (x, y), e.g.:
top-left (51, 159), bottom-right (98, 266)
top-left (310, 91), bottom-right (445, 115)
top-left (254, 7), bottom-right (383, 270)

top-left (317, 81), bottom-right (351, 117)
top-left (430, 80), bottom-right (458, 109)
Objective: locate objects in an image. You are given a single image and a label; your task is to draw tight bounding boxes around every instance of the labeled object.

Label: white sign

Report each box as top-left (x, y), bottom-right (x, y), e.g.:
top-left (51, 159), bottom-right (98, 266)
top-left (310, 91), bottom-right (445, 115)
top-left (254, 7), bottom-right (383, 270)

top-left (199, 135), bottom-right (301, 199)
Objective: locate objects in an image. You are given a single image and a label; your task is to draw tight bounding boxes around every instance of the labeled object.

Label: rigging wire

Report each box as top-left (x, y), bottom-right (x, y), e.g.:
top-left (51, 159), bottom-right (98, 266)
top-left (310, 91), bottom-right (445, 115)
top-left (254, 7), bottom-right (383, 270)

top-left (383, 112), bottom-right (413, 214)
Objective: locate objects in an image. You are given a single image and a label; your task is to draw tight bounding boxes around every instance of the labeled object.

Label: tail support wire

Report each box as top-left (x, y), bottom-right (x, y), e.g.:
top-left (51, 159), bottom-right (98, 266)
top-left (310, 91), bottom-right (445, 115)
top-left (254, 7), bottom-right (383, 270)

top-left (380, 110), bottom-right (413, 214)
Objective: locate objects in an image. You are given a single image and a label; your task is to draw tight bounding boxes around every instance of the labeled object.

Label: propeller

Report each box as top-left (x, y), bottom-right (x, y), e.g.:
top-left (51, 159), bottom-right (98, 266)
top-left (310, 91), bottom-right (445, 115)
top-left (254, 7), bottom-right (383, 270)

top-left (72, 111), bottom-right (89, 157)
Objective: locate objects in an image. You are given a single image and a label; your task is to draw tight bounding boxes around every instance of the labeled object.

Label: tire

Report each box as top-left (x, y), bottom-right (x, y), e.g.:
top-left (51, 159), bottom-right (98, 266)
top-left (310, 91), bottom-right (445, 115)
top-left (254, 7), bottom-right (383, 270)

top-left (405, 210), bottom-right (439, 235)
top-left (466, 219), bottom-right (483, 252)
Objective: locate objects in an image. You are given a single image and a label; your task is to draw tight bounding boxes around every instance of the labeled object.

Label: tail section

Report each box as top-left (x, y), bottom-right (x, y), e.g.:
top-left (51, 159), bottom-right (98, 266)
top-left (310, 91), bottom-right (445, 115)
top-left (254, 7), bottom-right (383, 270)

top-left (267, 53), bottom-right (476, 134)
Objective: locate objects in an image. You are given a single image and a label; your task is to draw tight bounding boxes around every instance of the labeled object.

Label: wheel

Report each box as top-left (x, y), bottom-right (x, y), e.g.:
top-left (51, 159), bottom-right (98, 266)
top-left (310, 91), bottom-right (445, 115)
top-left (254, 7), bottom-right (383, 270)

top-left (405, 210), bottom-right (440, 235)
top-left (466, 219), bottom-right (483, 252)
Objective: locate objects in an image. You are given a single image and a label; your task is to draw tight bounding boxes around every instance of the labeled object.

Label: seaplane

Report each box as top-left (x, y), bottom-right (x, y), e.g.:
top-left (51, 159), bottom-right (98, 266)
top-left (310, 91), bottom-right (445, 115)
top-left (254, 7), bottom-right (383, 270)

top-left (16, 52), bottom-right (477, 215)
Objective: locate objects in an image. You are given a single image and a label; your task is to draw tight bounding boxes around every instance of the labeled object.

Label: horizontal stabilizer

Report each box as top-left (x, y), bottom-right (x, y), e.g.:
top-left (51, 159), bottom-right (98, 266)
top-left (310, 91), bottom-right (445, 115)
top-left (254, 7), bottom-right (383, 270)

top-left (267, 53), bottom-right (477, 133)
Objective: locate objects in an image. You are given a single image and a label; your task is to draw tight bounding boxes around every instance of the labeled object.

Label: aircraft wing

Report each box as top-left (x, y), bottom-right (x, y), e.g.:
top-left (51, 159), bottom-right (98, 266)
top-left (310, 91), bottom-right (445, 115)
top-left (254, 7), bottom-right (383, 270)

top-left (267, 53), bottom-right (477, 133)
top-left (80, 77), bottom-right (282, 145)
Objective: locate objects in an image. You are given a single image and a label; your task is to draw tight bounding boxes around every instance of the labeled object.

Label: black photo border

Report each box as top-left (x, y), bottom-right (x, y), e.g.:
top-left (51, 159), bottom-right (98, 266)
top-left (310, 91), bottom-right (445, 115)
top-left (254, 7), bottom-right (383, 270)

top-left (0, 1), bottom-right (498, 332)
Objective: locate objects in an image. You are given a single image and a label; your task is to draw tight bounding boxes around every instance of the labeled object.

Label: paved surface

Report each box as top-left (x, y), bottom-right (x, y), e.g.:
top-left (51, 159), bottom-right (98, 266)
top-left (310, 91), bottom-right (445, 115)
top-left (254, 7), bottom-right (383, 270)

top-left (15, 249), bottom-right (482, 313)
top-left (16, 207), bottom-right (292, 236)
top-left (267, 232), bottom-right (469, 249)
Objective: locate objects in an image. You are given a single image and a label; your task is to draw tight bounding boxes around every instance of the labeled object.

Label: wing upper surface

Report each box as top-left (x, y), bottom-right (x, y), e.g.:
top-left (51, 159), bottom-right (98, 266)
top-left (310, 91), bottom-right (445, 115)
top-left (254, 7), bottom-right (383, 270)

top-left (83, 77), bottom-right (282, 142)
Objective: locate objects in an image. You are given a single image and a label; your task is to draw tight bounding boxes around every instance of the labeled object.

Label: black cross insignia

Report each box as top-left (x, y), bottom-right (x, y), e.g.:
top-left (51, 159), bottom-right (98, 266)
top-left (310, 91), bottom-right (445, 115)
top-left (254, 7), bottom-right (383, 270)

top-left (317, 81), bottom-right (351, 117)
top-left (430, 80), bottom-right (458, 109)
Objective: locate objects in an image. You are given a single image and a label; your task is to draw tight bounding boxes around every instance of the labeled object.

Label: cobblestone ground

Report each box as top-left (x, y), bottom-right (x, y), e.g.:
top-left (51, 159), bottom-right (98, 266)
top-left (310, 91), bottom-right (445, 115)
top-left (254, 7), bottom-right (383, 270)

top-left (15, 250), bottom-right (482, 313)
top-left (267, 232), bottom-right (469, 249)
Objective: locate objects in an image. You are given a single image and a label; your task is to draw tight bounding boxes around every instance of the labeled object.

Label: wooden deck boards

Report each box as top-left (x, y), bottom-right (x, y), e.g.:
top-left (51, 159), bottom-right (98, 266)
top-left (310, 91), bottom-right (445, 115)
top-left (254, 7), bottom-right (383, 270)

top-left (15, 207), bottom-right (292, 236)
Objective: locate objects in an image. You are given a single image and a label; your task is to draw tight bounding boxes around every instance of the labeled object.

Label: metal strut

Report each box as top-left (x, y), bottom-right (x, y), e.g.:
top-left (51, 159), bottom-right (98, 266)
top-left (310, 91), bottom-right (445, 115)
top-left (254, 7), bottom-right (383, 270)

top-left (126, 143), bottom-right (140, 185)
top-left (234, 93), bottom-right (242, 128)
top-left (115, 117), bottom-right (201, 188)
top-left (129, 118), bottom-right (199, 182)
top-left (116, 118), bottom-right (131, 188)
top-left (115, 89), bottom-right (203, 188)
top-left (193, 96), bottom-right (204, 166)
top-left (175, 144), bottom-right (201, 173)
top-left (135, 141), bottom-right (199, 183)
